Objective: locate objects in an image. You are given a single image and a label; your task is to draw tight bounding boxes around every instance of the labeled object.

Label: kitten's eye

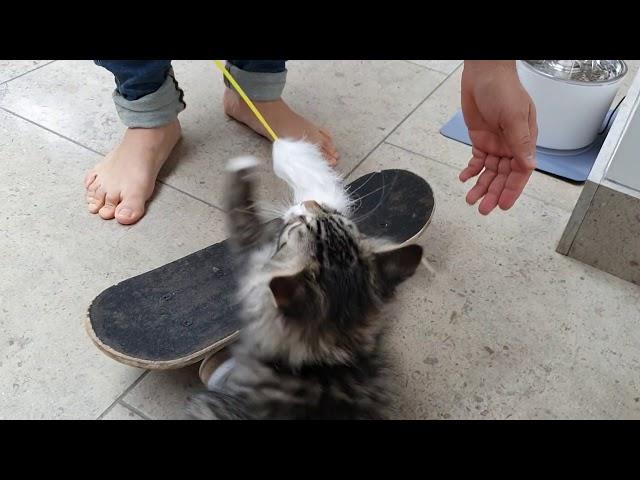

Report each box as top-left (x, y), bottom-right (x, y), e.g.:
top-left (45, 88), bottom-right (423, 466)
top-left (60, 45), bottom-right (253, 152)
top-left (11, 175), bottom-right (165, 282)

top-left (276, 233), bottom-right (288, 252)
top-left (275, 220), bottom-right (305, 252)
top-left (287, 221), bottom-right (304, 236)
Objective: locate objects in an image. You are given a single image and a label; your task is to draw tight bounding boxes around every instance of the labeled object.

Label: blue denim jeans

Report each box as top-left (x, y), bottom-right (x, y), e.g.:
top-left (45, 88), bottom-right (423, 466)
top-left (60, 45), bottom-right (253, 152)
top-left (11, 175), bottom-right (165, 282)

top-left (95, 60), bottom-right (287, 128)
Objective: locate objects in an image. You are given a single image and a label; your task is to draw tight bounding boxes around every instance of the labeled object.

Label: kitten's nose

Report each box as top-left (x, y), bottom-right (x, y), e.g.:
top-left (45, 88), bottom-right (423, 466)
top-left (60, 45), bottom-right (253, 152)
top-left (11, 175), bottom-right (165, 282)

top-left (303, 200), bottom-right (322, 212)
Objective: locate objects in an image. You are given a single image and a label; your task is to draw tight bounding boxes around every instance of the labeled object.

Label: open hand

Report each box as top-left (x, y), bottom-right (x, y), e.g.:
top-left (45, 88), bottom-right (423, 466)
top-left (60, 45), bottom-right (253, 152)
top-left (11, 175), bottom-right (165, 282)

top-left (459, 61), bottom-right (538, 215)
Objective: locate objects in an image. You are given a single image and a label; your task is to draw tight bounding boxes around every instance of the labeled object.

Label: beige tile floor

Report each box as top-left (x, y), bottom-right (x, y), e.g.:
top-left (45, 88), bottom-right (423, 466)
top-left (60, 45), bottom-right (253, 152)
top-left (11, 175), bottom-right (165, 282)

top-left (1, 60), bottom-right (639, 419)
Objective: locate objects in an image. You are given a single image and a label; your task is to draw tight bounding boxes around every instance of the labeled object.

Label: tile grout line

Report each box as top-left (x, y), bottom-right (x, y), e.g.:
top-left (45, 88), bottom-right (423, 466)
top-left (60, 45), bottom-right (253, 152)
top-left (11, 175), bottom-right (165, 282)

top-left (96, 370), bottom-right (150, 420)
top-left (384, 139), bottom-right (469, 169)
top-left (383, 140), bottom-right (577, 213)
top-left (0, 105), bottom-right (226, 211)
top-left (0, 106), bottom-right (105, 156)
top-left (156, 179), bottom-right (224, 212)
top-left (119, 399), bottom-right (153, 420)
top-left (0, 60), bottom-right (57, 86)
top-left (345, 64), bottom-right (461, 179)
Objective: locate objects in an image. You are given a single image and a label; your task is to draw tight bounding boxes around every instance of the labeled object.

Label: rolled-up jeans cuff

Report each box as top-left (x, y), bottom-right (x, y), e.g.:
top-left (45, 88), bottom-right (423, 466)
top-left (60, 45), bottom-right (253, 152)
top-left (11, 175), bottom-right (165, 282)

top-left (224, 62), bottom-right (287, 101)
top-left (112, 68), bottom-right (186, 128)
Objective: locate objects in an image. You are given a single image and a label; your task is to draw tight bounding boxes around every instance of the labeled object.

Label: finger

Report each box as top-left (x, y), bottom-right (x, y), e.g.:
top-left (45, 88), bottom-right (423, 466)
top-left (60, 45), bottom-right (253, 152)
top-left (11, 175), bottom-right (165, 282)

top-left (478, 157), bottom-right (509, 215)
top-left (459, 156), bottom-right (485, 182)
top-left (466, 168), bottom-right (497, 205)
top-left (498, 159), bottom-right (534, 210)
top-left (484, 154), bottom-right (500, 173)
top-left (460, 147), bottom-right (492, 182)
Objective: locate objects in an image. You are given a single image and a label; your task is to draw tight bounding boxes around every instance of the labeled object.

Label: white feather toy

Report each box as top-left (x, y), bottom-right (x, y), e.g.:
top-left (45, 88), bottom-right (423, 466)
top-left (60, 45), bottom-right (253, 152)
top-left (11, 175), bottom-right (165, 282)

top-left (272, 138), bottom-right (350, 214)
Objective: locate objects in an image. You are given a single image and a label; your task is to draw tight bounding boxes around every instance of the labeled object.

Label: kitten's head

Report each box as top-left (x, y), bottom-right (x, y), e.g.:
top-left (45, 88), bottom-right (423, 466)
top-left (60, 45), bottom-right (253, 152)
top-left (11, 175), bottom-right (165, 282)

top-left (226, 157), bottom-right (422, 368)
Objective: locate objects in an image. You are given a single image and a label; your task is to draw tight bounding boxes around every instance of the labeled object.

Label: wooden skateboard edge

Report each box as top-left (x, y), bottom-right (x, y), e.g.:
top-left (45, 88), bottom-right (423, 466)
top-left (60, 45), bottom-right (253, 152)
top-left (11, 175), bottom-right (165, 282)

top-left (85, 301), bottom-right (241, 370)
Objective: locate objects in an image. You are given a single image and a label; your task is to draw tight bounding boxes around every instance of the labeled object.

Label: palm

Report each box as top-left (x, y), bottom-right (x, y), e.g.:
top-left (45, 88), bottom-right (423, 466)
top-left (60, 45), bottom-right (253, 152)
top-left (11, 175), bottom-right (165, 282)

top-left (459, 128), bottom-right (534, 216)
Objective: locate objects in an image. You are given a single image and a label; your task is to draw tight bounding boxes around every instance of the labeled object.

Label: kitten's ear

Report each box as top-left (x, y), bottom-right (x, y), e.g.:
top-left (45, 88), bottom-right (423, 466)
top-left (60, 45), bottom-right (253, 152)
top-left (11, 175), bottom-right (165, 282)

top-left (374, 244), bottom-right (423, 288)
top-left (269, 271), bottom-right (308, 318)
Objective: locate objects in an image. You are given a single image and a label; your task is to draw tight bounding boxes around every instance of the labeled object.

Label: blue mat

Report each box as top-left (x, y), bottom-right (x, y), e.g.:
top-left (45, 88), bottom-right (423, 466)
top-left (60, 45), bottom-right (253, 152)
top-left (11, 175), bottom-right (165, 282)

top-left (439, 110), bottom-right (616, 182)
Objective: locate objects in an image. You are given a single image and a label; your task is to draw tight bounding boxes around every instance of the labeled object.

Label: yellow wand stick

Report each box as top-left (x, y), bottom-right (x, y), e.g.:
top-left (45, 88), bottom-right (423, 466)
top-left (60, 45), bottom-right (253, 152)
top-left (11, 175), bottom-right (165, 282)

top-left (213, 60), bottom-right (279, 142)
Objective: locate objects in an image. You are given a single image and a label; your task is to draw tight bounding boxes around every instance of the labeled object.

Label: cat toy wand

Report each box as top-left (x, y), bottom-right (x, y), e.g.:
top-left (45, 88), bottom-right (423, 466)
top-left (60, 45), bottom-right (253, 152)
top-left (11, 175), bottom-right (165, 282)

top-left (213, 60), bottom-right (279, 142)
top-left (213, 60), bottom-right (435, 275)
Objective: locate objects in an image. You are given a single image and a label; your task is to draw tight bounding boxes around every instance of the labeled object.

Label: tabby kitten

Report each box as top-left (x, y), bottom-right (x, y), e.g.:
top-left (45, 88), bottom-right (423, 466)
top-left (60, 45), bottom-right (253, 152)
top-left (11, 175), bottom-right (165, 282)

top-left (187, 152), bottom-right (422, 420)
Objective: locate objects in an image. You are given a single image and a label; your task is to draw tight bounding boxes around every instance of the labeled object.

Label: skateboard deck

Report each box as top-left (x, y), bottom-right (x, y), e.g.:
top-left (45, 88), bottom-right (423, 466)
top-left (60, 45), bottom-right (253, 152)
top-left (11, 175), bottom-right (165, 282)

top-left (86, 169), bottom-right (435, 370)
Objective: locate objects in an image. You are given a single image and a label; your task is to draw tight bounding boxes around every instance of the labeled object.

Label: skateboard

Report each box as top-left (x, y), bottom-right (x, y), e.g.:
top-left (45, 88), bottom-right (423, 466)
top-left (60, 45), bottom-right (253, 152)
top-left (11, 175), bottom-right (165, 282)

top-left (86, 169), bottom-right (435, 370)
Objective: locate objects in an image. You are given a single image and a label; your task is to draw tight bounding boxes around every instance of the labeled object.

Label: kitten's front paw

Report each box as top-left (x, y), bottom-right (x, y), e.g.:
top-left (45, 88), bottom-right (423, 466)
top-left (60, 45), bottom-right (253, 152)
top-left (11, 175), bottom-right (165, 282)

top-left (226, 156), bottom-right (260, 172)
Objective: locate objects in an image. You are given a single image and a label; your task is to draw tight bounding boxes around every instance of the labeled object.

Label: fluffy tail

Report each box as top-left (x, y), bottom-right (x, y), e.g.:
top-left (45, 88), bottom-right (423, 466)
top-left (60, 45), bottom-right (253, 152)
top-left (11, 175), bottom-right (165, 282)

top-left (272, 138), bottom-right (350, 214)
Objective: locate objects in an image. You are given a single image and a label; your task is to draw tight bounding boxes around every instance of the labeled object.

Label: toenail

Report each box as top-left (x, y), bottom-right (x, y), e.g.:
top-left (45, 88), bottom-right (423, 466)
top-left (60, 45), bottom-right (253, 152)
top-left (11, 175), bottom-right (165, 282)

top-left (119, 208), bottom-right (132, 217)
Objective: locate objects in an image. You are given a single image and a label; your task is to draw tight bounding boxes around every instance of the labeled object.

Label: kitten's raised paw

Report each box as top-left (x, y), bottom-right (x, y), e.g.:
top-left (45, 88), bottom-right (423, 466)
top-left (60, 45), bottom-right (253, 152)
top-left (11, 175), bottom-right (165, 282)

top-left (226, 155), bottom-right (260, 172)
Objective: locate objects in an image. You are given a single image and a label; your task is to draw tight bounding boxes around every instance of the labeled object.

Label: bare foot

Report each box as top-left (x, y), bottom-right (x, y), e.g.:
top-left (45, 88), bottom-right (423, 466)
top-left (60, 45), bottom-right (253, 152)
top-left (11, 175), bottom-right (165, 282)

top-left (223, 89), bottom-right (338, 166)
top-left (85, 119), bottom-right (181, 225)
